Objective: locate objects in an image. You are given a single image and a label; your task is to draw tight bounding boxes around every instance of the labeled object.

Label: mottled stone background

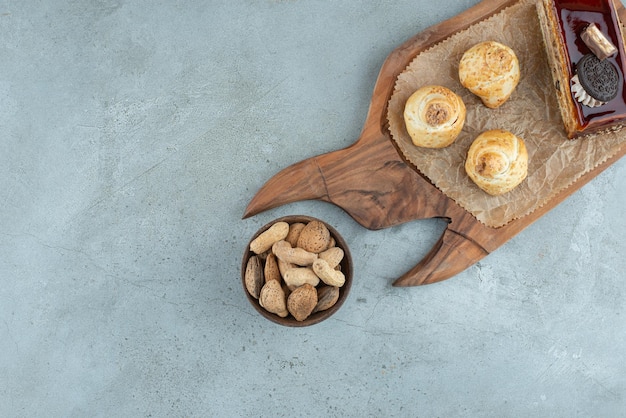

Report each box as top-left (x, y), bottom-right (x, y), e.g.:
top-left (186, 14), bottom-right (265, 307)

top-left (1, 1), bottom-right (624, 416)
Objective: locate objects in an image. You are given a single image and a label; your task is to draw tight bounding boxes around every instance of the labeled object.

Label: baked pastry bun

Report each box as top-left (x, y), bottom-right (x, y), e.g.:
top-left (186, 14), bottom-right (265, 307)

top-left (403, 85), bottom-right (466, 148)
top-left (465, 129), bottom-right (528, 196)
top-left (459, 41), bottom-right (520, 108)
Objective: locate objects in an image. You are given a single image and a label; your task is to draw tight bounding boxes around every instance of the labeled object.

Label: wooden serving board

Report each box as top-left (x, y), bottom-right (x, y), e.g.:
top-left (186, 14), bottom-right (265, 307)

top-left (244, 0), bottom-right (626, 286)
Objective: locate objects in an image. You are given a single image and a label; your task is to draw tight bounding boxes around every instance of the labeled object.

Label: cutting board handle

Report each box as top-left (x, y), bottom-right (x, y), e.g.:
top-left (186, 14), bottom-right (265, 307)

top-left (393, 227), bottom-right (489, 286)
top-left (243, 123), bottom-right (454, 229)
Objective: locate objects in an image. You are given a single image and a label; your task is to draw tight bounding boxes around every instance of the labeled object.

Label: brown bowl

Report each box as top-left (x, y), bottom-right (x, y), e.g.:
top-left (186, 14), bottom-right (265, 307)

top-left (242, 215), bottom-right (353, 327)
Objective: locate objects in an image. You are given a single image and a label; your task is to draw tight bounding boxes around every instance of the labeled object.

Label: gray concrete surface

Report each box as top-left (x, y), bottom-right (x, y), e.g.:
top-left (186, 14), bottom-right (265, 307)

top-left (1, 0), bottom-right (625, 416)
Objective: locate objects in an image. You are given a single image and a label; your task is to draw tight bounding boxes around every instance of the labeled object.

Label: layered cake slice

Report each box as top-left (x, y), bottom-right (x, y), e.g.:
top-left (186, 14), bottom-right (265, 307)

top-left (537, 0), bottom-right (626, 138)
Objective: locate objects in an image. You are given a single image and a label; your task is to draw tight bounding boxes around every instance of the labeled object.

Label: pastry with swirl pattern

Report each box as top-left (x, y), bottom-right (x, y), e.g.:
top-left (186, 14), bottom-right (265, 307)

top-left (465, 129), bottom-right (528, 196)
top-left (403, 85), bottom-right (466, 148)
top-left (459, 41), bottom-right (520, 109)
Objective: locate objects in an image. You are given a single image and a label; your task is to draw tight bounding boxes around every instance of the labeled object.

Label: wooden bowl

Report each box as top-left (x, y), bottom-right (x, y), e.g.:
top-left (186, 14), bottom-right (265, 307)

top-left (242, 215), bottom-right (353, 326)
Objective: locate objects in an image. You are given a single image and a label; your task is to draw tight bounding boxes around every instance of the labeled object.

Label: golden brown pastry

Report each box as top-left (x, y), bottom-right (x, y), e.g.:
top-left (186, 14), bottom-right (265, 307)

top-left (465, 129), bottom-right (528, 196)
top-left (403, 85), bottom-right (466, 148)
top-left (459, 41), bottom-right (520, 108)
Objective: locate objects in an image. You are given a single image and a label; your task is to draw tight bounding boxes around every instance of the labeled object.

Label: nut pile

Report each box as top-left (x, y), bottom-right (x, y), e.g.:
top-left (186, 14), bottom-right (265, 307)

top-left (244, 220), bottom-right (346, 322)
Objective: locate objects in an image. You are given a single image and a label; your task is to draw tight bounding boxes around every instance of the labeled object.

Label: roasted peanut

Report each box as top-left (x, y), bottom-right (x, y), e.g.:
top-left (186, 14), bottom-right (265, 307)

top-left (272, 240), bottom-right (317, 266)
top-left (312, 258), bottom-right (345, 287)
top-left (244, 255), bottom-right (264, 299)
top-left (249, 221), bottom-right (289, 254)
top-left (277, 257), bottom-right (295, 277)
top-left (283, 267), bottom-right (320, 290)
top-left (287, 283), bottom-right (318, 321)
top-left (318, 246), bottom-right (344, 269)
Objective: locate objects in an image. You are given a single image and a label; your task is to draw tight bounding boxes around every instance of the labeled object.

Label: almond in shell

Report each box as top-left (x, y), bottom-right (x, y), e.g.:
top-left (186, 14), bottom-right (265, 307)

top-left (264, 253), bottom-right (281, 283)
top-left (287, 283), bottom-right (318, 321)
top-left (313, 285), bottom-right (340, 313)
top-left (259, 280), bottom-right (288, 317)
top-left (244, 255), bottom-right (264, 299)
top-left (296, 220), bottom-right (331, 253)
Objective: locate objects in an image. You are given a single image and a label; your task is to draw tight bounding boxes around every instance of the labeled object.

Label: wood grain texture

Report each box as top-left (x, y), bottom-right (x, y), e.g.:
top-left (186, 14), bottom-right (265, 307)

top-left (244, 0), bottom-right (626, 286)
